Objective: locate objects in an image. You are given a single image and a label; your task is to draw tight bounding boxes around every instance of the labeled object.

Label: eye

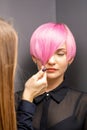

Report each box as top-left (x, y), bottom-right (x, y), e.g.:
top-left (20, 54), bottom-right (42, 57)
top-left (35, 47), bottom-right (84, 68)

top-left (55, 49), bottom-right (67, 56)
top-left (57, 52), bottom-right (65, 56)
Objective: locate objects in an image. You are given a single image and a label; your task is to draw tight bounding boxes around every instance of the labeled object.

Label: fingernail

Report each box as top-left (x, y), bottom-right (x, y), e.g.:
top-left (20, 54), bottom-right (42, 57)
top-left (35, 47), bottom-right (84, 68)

top-left (42, 67), bottom-right (47, 72)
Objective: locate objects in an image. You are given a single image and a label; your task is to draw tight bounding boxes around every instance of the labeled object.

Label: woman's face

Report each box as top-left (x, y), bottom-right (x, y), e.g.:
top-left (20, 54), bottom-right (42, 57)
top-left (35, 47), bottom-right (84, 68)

top-left (33, 43), bottom-right (73, 81)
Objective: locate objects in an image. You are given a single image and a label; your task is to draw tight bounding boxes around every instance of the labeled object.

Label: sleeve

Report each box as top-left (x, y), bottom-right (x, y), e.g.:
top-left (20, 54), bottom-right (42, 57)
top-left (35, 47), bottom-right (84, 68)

top-left (82, 93), bottom-right (87, 130)
top-left (84, 112), bottom-right (87, 130)
top-left (17, 100), bottom-right (36, 130)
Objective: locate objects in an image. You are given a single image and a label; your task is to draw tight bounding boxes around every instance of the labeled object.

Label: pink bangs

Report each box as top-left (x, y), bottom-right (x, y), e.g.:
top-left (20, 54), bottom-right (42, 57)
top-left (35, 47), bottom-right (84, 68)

top-left (30, 23), bottom-right (76, 65)
top-left (64, 25), bottom-right (76, 60)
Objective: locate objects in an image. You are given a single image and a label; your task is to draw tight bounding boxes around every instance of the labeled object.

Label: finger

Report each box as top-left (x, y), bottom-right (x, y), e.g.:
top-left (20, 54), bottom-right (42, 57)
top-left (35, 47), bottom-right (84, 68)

top-left (37, 72), bottom-right (47, 87)
top-left (43, 71), bottom-right (47, 79)
top-left (37, 87), bottom-right (47, 96)
top-left (34, 69), bottom-right (44, 80)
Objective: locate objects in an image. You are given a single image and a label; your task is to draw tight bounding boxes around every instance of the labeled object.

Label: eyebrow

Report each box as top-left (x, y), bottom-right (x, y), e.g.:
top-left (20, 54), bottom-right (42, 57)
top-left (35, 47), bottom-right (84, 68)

top-left (56, 48), bottom-right (67, 52)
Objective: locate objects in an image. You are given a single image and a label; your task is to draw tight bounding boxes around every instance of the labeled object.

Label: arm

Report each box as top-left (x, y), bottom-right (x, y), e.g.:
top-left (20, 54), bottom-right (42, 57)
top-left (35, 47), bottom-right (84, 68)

top-left (84, 113), bottom-right (87, 130)
top-left (17, 69), bottom-right (47, 130)
top-left (17, 100), bottom-right (35, 130)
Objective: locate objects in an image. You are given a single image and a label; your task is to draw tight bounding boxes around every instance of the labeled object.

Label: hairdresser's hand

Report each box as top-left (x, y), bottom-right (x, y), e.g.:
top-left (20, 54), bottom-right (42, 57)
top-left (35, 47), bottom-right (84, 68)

top-left (22, 69), bottom-right (47, 102)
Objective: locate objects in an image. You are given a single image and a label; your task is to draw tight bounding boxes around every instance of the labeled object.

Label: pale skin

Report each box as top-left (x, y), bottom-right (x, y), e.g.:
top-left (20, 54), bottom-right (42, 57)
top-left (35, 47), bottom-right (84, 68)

top-left (22, 43), bottom-right (74, 102)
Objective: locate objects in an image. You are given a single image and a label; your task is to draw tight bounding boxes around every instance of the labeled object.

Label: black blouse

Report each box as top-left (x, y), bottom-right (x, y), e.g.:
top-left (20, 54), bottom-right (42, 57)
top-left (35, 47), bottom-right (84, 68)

top-left (16, 81), bottom-right (87, 130)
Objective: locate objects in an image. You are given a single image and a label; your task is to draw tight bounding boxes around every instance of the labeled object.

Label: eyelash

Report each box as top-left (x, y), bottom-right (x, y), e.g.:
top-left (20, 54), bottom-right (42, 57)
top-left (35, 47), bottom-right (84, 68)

top-left (57, 53), bottom-right (65, 56)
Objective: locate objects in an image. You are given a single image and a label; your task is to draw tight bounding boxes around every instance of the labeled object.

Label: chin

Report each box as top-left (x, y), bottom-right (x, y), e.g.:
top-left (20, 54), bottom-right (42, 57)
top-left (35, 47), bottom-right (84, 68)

top-left (47, 74), bottom-right (59, 79)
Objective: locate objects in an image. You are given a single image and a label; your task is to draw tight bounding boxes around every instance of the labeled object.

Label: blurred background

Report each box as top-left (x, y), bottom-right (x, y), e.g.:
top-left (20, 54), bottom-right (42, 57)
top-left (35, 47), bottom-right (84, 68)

top-left (0, 0), bottom-right (87, 92)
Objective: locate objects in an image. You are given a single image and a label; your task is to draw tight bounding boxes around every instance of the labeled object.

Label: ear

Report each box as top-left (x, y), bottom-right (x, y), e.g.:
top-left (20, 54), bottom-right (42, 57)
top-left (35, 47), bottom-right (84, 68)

top-left (68, 58), bottom-right (74, 65)
top-left (32, 56), bottom-right (37, 64)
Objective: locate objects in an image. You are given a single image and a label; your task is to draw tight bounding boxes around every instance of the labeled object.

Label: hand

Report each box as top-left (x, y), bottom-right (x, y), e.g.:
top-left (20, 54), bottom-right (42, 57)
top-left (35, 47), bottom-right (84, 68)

top-left (22, 69), bottom-right (47, 102)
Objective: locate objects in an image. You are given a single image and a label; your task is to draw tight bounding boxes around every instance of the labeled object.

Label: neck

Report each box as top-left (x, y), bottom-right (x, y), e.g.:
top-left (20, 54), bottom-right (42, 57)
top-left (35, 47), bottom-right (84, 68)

top-left (46, 76), bottom-right (64, 92)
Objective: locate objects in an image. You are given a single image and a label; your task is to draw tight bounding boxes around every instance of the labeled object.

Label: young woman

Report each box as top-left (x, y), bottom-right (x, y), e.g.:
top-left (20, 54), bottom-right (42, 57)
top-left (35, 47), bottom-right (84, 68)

top-left (0, 19), bottom-right (18, 130)
top-left (17, 23), bottom-right (87, 130)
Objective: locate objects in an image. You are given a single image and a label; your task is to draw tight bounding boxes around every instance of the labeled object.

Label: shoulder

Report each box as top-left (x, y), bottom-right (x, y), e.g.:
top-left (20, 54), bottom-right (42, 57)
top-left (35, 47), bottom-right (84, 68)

top-left (69, 86), bottom-right (87, 95)
top-left (69, 87), bottom-right (87, 106)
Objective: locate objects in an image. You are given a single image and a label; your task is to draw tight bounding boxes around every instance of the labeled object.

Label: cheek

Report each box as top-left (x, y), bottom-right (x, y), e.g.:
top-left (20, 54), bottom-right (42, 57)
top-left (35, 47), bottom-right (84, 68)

top-left (37, 62), bottom-right (42, 70)
top-left (58, 59), bottom-right (68, 71)
top-left (61, 62), bottom-right (68, 72)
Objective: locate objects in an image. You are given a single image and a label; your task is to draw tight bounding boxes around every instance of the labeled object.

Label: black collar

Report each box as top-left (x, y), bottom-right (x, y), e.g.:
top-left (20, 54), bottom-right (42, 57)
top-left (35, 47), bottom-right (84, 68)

top-left (34, 80), bottom-right (69, 104)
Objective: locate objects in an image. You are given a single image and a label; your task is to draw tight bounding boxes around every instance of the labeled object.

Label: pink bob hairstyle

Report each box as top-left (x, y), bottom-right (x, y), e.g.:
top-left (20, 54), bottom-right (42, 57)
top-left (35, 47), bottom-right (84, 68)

top-left (30, 23), bottom-right (76, 65)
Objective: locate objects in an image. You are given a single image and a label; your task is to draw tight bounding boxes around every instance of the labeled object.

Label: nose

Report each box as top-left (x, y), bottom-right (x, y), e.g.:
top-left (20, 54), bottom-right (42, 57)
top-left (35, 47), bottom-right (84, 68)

top-left (48, 55), bottom-right (56, 65)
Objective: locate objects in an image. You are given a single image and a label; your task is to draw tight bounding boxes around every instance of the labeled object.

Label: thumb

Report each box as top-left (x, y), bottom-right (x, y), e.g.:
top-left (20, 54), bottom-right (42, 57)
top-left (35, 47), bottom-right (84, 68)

top-left (34, 69), bottom-right (44, 80)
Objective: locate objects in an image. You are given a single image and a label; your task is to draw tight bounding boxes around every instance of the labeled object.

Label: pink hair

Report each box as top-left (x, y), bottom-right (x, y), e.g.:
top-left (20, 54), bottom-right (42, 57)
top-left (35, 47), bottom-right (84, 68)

top-left (30, 23), bottom-right (76, 65)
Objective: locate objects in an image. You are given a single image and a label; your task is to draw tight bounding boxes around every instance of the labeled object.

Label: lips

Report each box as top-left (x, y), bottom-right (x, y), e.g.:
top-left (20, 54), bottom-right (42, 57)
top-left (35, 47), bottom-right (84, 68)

top-left (46, 68), bottom-right (57, 72)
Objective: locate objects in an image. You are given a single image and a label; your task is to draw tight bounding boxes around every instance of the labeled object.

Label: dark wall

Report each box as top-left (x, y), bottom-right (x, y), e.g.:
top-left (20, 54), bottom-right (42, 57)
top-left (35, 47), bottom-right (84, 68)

top-left (0, 0), bottom-right (56, 92)
top-left (56, 0), bottom-right (87, 91)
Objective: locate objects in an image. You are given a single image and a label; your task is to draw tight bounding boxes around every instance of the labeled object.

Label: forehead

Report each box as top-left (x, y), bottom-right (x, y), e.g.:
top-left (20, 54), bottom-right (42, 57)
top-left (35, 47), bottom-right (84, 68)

top-left (57, 43), bottom-right (66, 51)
